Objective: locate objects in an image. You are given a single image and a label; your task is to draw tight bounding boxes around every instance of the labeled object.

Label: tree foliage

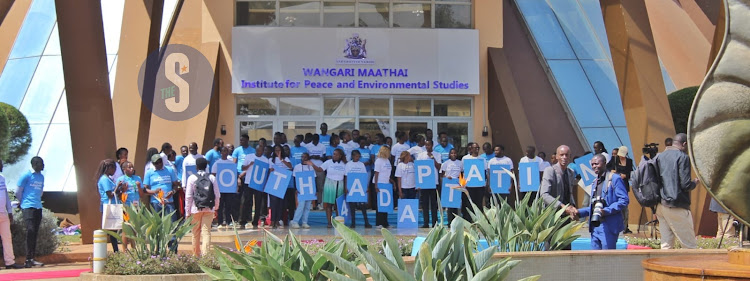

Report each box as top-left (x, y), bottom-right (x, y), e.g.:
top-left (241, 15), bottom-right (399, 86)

top-left (0, 102), bottom-right (32, 164)
top-left (668, 86), bottom-right (699, 134)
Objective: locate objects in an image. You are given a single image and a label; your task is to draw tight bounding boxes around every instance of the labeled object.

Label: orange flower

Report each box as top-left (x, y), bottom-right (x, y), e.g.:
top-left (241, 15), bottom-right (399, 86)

top-left (458, 173), bottom-right (467, 187)
top-left (123, 211), bottom-right (130, 222)
top-left (234, 236), bottom-right (241, 251)
top-left (157, 189), bottom-right (165, 204)
top-left (243, 239), bottom-right (257, 253)
top-left (120, 193), bottom-right (128, 203)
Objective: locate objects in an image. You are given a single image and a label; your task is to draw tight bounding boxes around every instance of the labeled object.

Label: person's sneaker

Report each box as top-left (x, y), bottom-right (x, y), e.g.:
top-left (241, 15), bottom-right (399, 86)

top-left (237, 224), bottom-right (246, 230)
top-left (420, 225), bottom-right (429, 228)
top-left (290, 222), bottom-right (300, 229)
top-left (5, 263), bottom-right (23, 269)
top-left (252, 224), bottom-right (259, 230)
top-left (25, 259), bottom-right (43, 268)
top-left (364, 224), bottom-right (373, 229)
top-left (623, 228), bottom-right (633, 234)
top-left (302, 223), bottom-right (311, 229)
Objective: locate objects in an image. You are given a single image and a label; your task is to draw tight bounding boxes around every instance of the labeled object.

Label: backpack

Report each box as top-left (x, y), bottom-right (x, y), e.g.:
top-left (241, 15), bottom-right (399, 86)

top-left (631, 156), bottom-right (662, 208)
top-left (194, 173), bottom-right (215, 209)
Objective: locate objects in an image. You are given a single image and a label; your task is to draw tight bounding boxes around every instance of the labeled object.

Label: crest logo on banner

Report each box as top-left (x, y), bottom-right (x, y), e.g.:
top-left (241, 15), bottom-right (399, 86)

top-left (336, 195), bottom-right (351, 225)
top-left (463, 159), bottom-right (486, 187)
top-left (248, 161), bottom-right (269, 191)
top-left (217, 163), bottom-right (237, 193)
top-left (489, 164), bottom-right (512, 194)
top-left (441, 178), bottom-right (462, 208)
top-left (518, 162), bottom-right (540, 192)
top-left (337, 33), bottom-right (375, 65)
top-left (573, 153), bottom-right (596, 187)
top-left (295, 171), bottom-right (317, 201)
top-left (346, 173), bottom-right (368, 203)
top-left (398, 199), bottom-right (419, 229)
top-left (415, 160), bottom-right (437, 189)
top-left (264, 169), bottom-right (292, 199)
top-left (377, 183), bottom-right (393, 213)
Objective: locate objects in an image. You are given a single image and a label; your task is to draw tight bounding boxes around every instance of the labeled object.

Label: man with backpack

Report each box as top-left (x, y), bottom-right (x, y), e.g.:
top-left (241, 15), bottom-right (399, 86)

top-left (655, 133), bottom-right (699, 249)
top-left (185, 158), bottom-right (220, 256)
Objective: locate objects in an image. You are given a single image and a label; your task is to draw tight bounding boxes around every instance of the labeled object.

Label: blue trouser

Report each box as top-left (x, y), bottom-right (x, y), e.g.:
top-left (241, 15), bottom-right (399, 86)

top-left (151, 202), bottom-right (178, 253)
top-left (590, 227), bottom-right (618, 250)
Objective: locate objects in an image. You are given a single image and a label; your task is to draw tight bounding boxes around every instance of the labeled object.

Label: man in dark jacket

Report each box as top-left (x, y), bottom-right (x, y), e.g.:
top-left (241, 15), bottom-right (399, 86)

top-left (656, 133), bottom-right (699, 249)
top-left (540, 145), bottom-right (578, 218)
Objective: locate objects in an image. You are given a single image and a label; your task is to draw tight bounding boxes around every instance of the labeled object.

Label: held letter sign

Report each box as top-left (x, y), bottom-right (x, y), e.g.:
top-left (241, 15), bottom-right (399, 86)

top-left (336, 195), bottom-right (351, 225)
top-left (463, 159), bottom-right (486, 187)
top-left (441, 178), bottom-right (461, 208)
top-left (574, 153), bottom-right (596, 187)
top-left (295, 171), bottom-right (317, 201)
top-left (185, 165), bottom-right (198, 180)
top-left (489, 164), bottom-right (512, 194)
top-left (415, 160), bottom-right (437, 189)
top-left (377, 183), bottom-right (393, 213)
top-left (346, 173), bottom-right (368, 203)
top-left (264, 168), bottom-right (292, 199)
top-left (518, 162), bottom-right (540, 192)
top-left (397, 199), bottom-right (419, 229)
top-left (248, 161), bottom-right (269, 191)
top-left (217, 163), bottom-right (237, 193)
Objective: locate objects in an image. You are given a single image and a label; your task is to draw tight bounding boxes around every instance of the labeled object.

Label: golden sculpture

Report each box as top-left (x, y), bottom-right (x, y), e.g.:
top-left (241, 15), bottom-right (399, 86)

top-left (689, 0), bottom-right (750, 227)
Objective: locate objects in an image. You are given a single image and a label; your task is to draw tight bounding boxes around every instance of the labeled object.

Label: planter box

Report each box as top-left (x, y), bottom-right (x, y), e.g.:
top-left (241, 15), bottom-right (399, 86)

top-left (79, 272), bottom-right (210, 281)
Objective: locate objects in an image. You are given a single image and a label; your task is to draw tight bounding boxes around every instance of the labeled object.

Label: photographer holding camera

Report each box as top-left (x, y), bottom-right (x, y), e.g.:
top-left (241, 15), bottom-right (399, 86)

top-left (578, 154), bottom-right (630, 250)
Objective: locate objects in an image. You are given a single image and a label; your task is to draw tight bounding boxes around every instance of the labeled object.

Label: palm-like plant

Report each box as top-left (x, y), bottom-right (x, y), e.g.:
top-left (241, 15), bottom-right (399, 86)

top-left (105, 204), bottom-right (193, 260)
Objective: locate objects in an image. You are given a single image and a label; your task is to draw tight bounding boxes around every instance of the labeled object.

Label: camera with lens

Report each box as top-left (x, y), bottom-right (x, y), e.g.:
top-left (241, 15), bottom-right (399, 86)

top-left (591, 196), bottom-right (607, 227)
top-left (642, 143), bottom-right (659, 159)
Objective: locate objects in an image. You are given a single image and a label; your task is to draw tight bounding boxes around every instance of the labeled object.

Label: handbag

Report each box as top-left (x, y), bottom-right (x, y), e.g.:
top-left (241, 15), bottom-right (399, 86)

top-left (101, 195), bottom-right (123, 230)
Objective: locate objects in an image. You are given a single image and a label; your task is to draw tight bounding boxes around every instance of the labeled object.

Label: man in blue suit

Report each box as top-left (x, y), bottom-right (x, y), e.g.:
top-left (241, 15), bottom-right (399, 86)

top-left (578, 154), bottom-right (629, 250)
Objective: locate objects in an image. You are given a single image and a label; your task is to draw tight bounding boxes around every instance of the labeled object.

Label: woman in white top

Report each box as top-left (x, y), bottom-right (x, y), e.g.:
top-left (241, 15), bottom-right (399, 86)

top-left (290, 153), bottom-right (323, 229)
top-left (395, 151), bottom-right (417, 199)
top-left (321, 148), bottom-right (347, 228)
top-left (344, 150), bottom-right (371, 228)
top-left (440, 148), bottom-right (463, 222)
top-left (373, 146), bottom-right (394, 228)
top-left (268, 145), bottom-right (292, 229)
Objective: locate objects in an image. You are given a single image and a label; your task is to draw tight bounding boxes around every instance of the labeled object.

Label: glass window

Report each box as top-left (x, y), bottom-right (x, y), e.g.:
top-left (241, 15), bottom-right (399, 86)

top-left (108, 55), bottom-right (119, 98)
top-left (9, 0), bottom-right (57, 59)
top-left (51, 91), bottom-right (69, 124)
top-left (515, 0), bottom-right (576, 60)
top-left (237, 97), bottom-right (278, 115)
top-left (324, 117), bottom-right (355, 132)
top-left (239, 120), bottom-right (274, 146)
top-left (581, 127), bottom-right (626, 157)
top-left (283, 121), bottom-right (317, 139)
top-left (580, 60), bottom-right (626, 127)
top-left (42, 24), bottom-right (61, 56)
top-left (437, 121), bottom-right (468, 154)
top-left (237, 1), bottom-right (276, 26)
top-left (393, 3), bottom-right (431, 28)
top-left (0, 57), bottom-right (41, 107)
top-left (62, 165), bottom-right (78, 192)
top-left (279, 1), bottom-right (320, 27)
top-left (547, 60), bottom-right (610, 128)
top-left (19, 55), bottom-right (66, 124)
top-left (435, 4), bottom-right (471, 28)
top-left (393, 99), bottom-right (430, 116)
top-left (359, 118), bottom-right (390, 137)
top-left (324, 97), bottom-right (355, 116)
top-left (323, 2), bottom-right (355, 27)
top-left (0, 124), bottom-right (49, 190)
top-left (358, 2), bottom-right (389, 27)
top-left (547, 0), bottom-right (606, 60)
top-left (359, 98), bottom-right (389, 116)
top-left (101, 0), bottom-right (125, 55)
top-left (279, 97), bottom-right (321, 115)
top-left (36, 123), bottom-right (73, 192)
top-left (434, 99), bottom-right (470, 117)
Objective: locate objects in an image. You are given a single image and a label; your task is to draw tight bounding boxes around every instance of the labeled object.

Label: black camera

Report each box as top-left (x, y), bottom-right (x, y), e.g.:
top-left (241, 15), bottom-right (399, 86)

top-left (591, 196), bottom-right (606, 227)
top-left (642, 143), bottom-right (659, 159)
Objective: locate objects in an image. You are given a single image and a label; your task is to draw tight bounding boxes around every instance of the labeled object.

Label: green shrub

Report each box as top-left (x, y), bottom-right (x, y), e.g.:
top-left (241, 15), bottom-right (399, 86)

top-left (0, 208), bottom-right (62, 257)
top-left (668, 86), bottom-right (699, 134)
top-left (300, 236), bottom-right (414, 257)
top-left (105, 204), bottom-right (194, 261)
top-left (625, 236), bottom-right (741, 249)
top-left (0, 103), bottom-right (32, 165)
top-left (0, 106), bottom-right (9, 162)
top-left (104, 252), bottom-right (219, 275)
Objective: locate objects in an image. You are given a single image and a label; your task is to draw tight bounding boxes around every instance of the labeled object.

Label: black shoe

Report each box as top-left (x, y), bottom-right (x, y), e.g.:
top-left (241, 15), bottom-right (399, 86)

top-left (238, 224), bottom-right (246, 230)
top-left (6, 264), bottom-right (23, 269)
top-left (349, 224), bottom-right (356, 228)
top-left (420, 225), bottom-right (429, 228)
top-left (25, 259), bottom-right (43, 268)
top-left (623, 229), bottom-right (633, 234)
top-left (364, 224), bottom-right (373, 229)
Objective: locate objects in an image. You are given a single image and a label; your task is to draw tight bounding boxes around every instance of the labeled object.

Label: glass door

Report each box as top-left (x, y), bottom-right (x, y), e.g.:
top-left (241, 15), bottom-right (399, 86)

top-left (394, 121), bottom-right (430, 142)
top-left (282, 120), bottom-right (317, 140)
top-left (236, 119), bottom-right (274, 148)
top-left (435, 121), bottom-right (469, 155)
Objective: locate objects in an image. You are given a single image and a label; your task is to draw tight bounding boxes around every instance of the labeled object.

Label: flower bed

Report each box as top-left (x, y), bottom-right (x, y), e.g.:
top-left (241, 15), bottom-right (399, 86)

top-left (104, 252), bottom-right (219, 275)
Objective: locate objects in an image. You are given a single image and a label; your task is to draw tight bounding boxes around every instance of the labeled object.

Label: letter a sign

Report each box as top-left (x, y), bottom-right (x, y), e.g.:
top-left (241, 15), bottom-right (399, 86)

top-left (397, 199), bottom-right (419, 229)
top-left (346, 173), bottom-right (368, 203)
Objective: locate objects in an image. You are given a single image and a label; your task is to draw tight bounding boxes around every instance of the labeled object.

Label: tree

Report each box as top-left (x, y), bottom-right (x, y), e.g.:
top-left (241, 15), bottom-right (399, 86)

top-left (0, 107), bottom-right (8, 161)
top-left (668, 86), bottom-right (699, 134)
top-left (0, 102), bottom-right (32, 165)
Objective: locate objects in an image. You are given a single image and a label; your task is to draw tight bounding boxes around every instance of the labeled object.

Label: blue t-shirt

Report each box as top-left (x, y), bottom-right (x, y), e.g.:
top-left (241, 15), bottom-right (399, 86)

top-left (174, 155), bottom-right (185, 180)
top-left (358, 148), bottom-right (373, 172)
top-left (98, 175), bottom-right (116, 211)
top-left (326, 145), bottom-right (345, 160)
top-left (433, 144), bottom-right (454, 162)
top-left (370, 144), bottom-right (382, 158)
top-left (204, 149), bottom-right (221, 171)
top-left (289, 145), bottom-right (308, 168)
top-left (483, 153), bottom-right (494, 161)
top-left (16, 171), bottom-right (44, 209)
top-left (406, 141), bottom-right (416, 148)
top-left (319, 134), bottom-right (331, 148)
top-left (116, 175), bottom-right (142, 206)
top-left (232, 146), bottom-right (256, 172)
top-left (144, 168), bottom-right (177, 204)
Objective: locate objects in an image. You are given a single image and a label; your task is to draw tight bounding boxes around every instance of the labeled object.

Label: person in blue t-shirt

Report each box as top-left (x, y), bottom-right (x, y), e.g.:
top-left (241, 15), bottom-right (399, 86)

top-left (289, 135), bottom-right (308, 168)
top-left (319, 123), bottom-right (331, 148)
top-left (96, 159), bottom-right (120, 253)
top-left (115, 161), bottom-right (143, 251)
top-left (232, 134), bottom-right (256, 179)
top-left (482, 142), bottom-right (494, 161)
top-left (357, 137), bottom-right (373, 175)
top-left (433, 136), bottom-right (454, 162)
top-left (144, 155), bottom-right (180, 222)
top-left (16, 157), bottom-right (46, 268)
top-left (204, 138), bottom-right (224, 171)
top-left (174, 146), bottom-right (187, 184)
top-left (326, 134), bottom-right (345, 161)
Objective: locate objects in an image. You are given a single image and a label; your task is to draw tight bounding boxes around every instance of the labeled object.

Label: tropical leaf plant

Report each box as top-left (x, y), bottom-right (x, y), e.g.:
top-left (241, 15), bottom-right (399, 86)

top-left (201, 224), bottom-right (357, 281)
top-left (105, 204), bottom-right (193, 260)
